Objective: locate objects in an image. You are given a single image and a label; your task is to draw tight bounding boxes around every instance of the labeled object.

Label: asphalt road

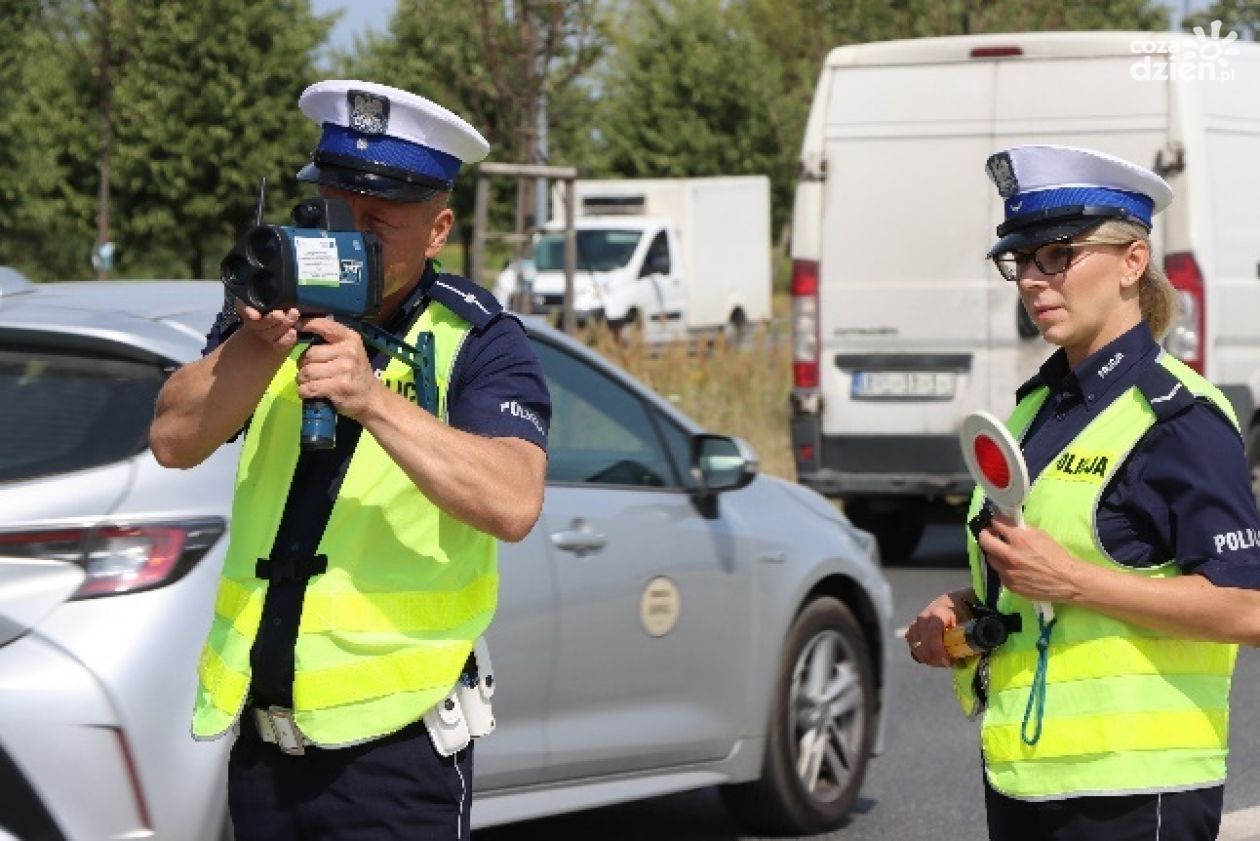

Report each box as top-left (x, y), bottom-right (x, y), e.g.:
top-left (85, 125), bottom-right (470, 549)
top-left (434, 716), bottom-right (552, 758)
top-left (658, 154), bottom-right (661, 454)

top-left (475, 523), bottom-right (1260, 841)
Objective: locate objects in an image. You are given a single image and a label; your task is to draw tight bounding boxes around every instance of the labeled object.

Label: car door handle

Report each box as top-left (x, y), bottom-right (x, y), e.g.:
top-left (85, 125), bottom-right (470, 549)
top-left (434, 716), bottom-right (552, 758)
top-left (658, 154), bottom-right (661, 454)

top-left (551, 520), bottom-right (607, 556)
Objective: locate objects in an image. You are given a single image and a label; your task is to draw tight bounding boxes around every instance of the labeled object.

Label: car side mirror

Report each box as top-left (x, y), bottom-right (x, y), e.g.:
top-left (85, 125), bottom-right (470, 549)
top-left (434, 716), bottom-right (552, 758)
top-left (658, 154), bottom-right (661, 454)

top-left (690, 434), bottom-right (758, 498)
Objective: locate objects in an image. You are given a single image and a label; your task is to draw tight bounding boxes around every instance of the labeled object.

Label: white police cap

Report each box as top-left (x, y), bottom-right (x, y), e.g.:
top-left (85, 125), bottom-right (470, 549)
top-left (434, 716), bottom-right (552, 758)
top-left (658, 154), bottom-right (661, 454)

top-left (985, 145), bottom-right (1172, 257)
top-left (296, 80), bottom-right (490, 203)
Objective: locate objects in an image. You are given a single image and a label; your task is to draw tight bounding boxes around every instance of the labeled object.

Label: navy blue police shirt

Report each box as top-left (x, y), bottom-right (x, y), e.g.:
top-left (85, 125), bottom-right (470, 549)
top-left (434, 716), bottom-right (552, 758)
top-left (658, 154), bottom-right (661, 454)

top-left (203, 261), bottom-right (550, 707)
top-left (1010, 322), bottom-right (1260, 589)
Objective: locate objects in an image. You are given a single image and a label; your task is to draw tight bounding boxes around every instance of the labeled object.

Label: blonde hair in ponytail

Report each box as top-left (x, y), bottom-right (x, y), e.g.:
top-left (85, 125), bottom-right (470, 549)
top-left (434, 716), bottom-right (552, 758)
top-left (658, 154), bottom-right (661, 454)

top-left (1088, 219), bottom-right (1177, 340)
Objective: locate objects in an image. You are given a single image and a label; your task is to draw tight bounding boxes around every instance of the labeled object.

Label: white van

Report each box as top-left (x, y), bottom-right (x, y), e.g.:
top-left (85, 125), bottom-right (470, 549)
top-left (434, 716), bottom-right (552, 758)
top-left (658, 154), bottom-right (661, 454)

top-left (789, 31), bottom-right (1260, 558)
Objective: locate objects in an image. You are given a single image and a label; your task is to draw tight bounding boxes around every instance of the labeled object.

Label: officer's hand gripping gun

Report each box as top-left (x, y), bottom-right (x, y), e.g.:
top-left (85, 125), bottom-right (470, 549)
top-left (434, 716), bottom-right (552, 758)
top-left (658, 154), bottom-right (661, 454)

top-left (219, 180), bottom-right (438, 450)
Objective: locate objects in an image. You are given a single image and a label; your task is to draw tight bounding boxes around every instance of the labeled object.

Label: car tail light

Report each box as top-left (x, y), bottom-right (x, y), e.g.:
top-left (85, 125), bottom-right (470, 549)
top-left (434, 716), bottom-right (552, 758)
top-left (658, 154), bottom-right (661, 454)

top-left (0, 519), bottom-right (225, 599)
top-left (1164, 252), bottom-right (1205, 373)
top-left (792, 260), bottom-right (820, 389)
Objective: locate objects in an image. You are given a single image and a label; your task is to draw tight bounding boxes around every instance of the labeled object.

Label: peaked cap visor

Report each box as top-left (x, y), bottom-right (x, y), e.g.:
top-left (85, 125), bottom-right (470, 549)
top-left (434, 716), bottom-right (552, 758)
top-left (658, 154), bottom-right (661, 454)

top-left (986, 206), bottom-right (1148, 258)
top-left (296, 158), bottom-right (446, 203)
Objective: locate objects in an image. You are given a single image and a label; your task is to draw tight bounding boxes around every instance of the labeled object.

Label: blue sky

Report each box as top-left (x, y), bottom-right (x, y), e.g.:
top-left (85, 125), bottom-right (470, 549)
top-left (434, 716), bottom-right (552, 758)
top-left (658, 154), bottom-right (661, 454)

top-left (313, 0), bottom-right (397, 51)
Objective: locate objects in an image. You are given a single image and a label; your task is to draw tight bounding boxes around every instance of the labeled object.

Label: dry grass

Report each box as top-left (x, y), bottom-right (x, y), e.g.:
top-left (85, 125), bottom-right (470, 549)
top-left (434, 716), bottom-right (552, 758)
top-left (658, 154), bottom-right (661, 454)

top-left (582, 319), bottom-right (796, 481)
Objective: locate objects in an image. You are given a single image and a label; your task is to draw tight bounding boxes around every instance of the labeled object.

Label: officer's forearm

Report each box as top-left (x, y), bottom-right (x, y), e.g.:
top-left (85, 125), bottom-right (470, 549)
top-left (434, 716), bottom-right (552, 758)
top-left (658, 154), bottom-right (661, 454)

top-left (1067, 563), bottom-right (1260, 645)
top-left (150, 330), bottom-right (288, 469)
top-left (358, 386), bottom-right (546, 542)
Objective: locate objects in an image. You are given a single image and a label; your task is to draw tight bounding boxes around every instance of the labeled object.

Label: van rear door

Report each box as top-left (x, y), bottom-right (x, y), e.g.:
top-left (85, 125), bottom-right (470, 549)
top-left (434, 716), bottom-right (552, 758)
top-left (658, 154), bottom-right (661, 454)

top-left (817, 59), bottom-right (997, 495)
top-left (1196, 50), bottom-right (1260, 418)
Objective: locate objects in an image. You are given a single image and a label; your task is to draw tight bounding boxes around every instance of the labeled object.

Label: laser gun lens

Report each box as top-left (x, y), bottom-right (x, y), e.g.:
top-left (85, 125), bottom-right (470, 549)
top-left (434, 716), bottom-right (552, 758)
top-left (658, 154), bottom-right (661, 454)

top-left (974, 434), bottom-right (1011, 490)
top-left (248, 229), bottom-right (282, 268)
top-left (248, 270), bottom-right (280, 311)
top-left (970, 615), bottom-right (1009, 651)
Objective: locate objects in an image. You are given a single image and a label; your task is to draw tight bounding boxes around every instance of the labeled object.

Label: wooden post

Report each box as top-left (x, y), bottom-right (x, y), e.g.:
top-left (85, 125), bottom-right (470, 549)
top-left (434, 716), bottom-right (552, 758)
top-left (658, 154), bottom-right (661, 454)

top-left (470, 163), bottom-right (580, 326)
top-left (471, 172), bottom-right (490, 288)
top-left (563, 178), bottom-right (577, 335)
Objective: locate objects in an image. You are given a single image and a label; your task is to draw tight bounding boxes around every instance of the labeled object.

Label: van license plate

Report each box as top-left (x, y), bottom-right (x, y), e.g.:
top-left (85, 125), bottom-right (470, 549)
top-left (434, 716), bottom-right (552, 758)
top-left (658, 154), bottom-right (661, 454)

top-left (851, 371), bottom-right (955, 400)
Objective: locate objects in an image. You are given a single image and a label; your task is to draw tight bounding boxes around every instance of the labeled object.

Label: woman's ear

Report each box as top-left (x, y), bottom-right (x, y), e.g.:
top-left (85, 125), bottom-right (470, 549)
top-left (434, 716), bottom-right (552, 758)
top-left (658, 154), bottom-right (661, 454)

top-left (1120, 240), bottom-right (1149, 289)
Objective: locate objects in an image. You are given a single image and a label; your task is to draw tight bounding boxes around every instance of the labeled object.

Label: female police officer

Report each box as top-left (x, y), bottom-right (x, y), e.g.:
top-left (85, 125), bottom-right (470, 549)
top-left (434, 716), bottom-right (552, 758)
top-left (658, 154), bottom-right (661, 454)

top-left (905, 145), bottom-right (1260, 840)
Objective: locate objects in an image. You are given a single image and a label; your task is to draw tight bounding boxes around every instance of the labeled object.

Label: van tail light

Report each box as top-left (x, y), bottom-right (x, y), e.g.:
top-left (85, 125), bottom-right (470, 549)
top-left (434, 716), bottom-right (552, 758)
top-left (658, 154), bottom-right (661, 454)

top-left (0, 519), bottom-right (225, 599)
top-left (792, 259), bottom-right (821, 389)
top-left (970, 46), bottom-right (1023, 58)
top-left (1164, 252), bottom-right (1206, 374)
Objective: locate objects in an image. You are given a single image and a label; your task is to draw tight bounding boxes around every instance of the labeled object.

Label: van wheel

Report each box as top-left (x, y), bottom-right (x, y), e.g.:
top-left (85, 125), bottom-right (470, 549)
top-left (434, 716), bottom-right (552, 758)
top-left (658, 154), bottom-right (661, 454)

top-left (721, 597), bottom-right (874, 836)
top-left (611, 309), bottom-right (643, 344)
top-left (722, 309), bottom-right (747, 346)
top-left (1246, 425), bottom-right (1260, 512)
top-left (844, 497), bottom-right (926, 563)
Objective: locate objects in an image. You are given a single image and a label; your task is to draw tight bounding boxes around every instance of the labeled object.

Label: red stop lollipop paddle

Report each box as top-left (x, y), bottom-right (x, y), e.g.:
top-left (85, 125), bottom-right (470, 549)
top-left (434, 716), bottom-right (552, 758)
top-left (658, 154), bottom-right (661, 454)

top-left (960, 411), bottom-right (1054, 622)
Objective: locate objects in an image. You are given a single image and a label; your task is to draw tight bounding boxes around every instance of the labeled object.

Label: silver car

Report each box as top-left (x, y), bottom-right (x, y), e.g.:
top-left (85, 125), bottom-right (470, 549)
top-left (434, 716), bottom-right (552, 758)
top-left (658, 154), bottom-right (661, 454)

top-left (0, 272), bottom-right (892, 839)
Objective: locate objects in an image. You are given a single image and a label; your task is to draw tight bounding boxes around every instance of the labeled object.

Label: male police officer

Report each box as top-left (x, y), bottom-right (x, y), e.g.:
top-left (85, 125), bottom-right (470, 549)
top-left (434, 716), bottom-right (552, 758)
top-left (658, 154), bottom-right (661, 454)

top-left (150, 80), bottom-right (550, 840)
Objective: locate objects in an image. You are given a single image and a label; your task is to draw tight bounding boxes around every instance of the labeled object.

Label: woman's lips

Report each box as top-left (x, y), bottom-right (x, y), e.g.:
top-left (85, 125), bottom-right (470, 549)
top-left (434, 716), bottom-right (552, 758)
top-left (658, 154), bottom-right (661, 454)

top-left (1034, 305), bottom-right (1061, 321)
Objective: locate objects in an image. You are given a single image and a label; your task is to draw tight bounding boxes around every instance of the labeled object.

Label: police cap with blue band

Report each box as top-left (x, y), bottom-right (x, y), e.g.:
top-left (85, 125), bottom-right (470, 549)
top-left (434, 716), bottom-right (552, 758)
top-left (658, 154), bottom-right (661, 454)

top-left (296, 80), bottom-right (490, 203)
top-left (985, 145), bottom-right (1172, 258)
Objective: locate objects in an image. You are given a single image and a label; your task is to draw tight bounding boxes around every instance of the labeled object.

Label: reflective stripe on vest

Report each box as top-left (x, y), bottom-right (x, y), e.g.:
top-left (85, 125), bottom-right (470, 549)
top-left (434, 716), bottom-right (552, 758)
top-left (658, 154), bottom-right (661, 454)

top-left (191, 301), bottom-right (497, 746)
top-left (952, 354), bottom-right (1239, 799)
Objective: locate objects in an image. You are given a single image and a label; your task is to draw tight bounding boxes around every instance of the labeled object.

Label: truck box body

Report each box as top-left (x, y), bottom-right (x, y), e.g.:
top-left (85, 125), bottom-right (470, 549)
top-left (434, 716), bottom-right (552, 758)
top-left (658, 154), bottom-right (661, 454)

top-left (522, 176), bottom-right (772, 338)
top-left (789, 31), bottom-right (1260, 556)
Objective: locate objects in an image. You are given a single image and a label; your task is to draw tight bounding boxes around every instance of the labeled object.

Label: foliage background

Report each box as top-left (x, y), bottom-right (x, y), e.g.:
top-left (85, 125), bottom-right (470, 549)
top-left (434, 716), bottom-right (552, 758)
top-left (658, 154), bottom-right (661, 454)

top-left (0, 0), bottom-right (1198, 284)
top-left (2, 0), bottom-right (1234, 477)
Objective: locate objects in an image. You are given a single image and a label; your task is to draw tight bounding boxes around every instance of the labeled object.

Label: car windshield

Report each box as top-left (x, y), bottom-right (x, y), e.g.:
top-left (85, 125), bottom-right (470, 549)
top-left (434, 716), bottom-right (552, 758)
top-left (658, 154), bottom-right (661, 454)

top-left (534, 230), bottom-right (642, 272)
top-left (0, 347), bottom-right (165, 482)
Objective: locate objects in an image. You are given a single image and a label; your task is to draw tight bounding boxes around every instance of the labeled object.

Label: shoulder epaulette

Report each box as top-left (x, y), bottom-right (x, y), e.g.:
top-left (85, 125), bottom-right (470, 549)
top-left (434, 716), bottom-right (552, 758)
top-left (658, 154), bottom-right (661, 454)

top-left (1135, 362), bottom-right (1197, 422)
top-left (427, 273), bottom-right (504, 331)
top-left (1015, 372), bottom-right (1047, 403)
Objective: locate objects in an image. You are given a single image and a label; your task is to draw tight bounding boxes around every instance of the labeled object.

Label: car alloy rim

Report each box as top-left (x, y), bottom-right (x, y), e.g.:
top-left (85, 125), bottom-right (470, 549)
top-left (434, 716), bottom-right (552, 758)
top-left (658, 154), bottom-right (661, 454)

top-left (788, 628), bottom-right (866, 803)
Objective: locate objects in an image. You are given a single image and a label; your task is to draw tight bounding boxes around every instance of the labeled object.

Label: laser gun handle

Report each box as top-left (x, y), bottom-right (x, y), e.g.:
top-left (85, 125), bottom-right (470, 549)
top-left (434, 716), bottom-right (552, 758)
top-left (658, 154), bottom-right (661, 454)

top-left (298, 333), bottom-right (336, 451)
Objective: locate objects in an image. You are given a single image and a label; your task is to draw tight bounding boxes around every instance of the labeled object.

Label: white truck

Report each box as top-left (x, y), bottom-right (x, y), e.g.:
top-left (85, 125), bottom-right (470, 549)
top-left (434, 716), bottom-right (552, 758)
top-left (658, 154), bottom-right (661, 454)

top-left (789, 31), bottom-right (1260, 559)
top-left (497, 176), bottom-right (772, 341)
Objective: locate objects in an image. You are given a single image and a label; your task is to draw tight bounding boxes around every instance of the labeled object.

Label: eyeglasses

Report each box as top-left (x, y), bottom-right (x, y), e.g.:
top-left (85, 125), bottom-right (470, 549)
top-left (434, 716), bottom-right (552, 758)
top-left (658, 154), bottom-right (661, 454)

top-left (991, 239), bottom-right (1133, 282)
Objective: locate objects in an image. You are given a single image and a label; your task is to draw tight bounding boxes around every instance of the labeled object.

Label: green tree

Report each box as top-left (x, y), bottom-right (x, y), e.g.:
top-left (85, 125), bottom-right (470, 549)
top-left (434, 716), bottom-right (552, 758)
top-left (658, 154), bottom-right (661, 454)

top-left (346, 1), bottom-right (607, 273)
top-left (111, 0), bottom-right (334, 278)
top-left (0, 0), bottom-right (333, 280)
top-left (889, 0), bottom-right (1167, 36)
top-left (0, 2), bottom-right (100, 279)
top-left (719, 0), bottom-right (1169, 236)
top-left (594, 0), bottom-right (790, 225)
top-left (1184, 1), bottom-right (1260, 39)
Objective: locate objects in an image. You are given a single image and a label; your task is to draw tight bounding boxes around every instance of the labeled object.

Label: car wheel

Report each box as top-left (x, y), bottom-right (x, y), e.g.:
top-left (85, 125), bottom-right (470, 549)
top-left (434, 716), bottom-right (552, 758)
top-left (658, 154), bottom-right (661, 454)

top-left (722, 597), bottom-right (875, 836)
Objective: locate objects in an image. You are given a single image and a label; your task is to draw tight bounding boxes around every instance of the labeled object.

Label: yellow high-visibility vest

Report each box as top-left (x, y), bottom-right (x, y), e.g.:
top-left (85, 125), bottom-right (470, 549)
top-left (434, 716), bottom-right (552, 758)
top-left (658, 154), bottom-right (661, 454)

top-left (953, 354), bottom-right (1238, 799)
top-left (192, 301), bottom-right (497, 746)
